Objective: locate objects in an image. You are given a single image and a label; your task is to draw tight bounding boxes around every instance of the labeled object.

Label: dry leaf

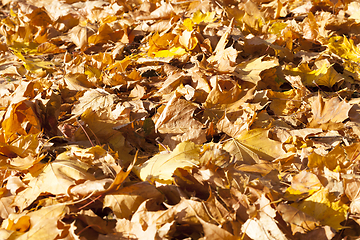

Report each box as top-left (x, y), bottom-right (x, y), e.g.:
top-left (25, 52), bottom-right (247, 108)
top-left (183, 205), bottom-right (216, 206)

top-left (133, 141), bottom-right (200, 184)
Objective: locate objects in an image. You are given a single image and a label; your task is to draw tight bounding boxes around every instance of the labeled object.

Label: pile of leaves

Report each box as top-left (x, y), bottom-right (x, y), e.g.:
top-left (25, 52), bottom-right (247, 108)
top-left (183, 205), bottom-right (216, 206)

top-left (2, 0), bottom-right (360, 238)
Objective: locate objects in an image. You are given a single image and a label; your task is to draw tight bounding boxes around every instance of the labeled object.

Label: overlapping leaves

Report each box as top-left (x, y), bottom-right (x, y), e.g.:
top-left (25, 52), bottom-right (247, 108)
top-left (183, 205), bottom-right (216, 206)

top-left (1, 0), bottom-right (360, 239)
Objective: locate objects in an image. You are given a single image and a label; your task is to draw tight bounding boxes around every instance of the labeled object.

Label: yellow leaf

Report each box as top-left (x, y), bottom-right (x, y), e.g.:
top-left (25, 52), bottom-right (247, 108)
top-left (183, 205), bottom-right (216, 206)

top-left (291, 188), bottom-right (349, 230)
top-left (234, 56), bottom-right (279, 85)
top-left (12, 50), bottom-right (57, 76)
top-left (192, 11), bottom-right (216, 24)
top-left (13, 160), bottom-right (94, 211)
top-left (183, 18), bottom-right (194, 31)
top-left (105, 56), bottom-right (132, 72)
top-left (88, 23), bottom-right (113, 46)
top-left (84, 64), bottom-right (101, 80)
top-left (223, 128), bottom-right (286, 164)
top-left (328, 35), bottom-right (360, 63)
top-left (283, 60), bottom-right (343, 87)
top-left (284, 171), bottom-right (322, 201)
top-left (2, 101), bottom-right (42, 143)
top-left (133, 141), bottom-right (200, 184)
top-left (307, 144), bottom-right (346, 170)
top-left (8, 216), bottom-right (30, 232)
top-left (153, 47), bottom-right (187, 58)
top-left (268, 22), bottom-right (287, 36)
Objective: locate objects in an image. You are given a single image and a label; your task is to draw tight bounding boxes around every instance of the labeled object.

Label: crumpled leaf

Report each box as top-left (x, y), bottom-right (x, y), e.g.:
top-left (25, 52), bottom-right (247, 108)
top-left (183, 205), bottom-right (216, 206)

top-left (328, 35), bottom-right (360, 63)
top-left (2, 204), bottom-right (68, 240)
top-left (13, 160), bottom-right (94, 211)
top-left (204, 76), bottom-right (242, 109)
top-left (242, 195), bottom-right (287, 240)
top-left (344, 177), bottom-right (360, 214)
top-left (2, 101), bottom-right (42, 143)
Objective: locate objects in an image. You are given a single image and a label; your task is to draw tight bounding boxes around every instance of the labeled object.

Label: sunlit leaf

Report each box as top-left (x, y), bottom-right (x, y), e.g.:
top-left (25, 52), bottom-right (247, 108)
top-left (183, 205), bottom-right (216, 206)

top-left (223, 128), bottom-right (286, 164)
top-left (192, 11), bottom-right (216, 24)
top-left (153, 47), bottom-right (187, 58)
top-left (13, 160), bottom-right (94, 211)
top-left (284, 171), bottom-right (322, 201)
top-left (234, 57), bottom-right (279, 84)
top-left (291, 188), bottom-right (349, 231)
top-left (133, 141), bottom-right (200, 184)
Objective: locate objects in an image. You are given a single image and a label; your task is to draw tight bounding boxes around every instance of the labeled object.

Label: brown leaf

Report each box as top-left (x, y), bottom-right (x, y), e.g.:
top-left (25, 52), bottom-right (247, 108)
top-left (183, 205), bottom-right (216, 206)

top-left (277, 203), bottom-right (320, 233)
top-left (309, 94), bottom-right (352, 128)
top-left (103, 182), bottom-right (163, 219)
top-left (198, 217), bottom-right (237, 240)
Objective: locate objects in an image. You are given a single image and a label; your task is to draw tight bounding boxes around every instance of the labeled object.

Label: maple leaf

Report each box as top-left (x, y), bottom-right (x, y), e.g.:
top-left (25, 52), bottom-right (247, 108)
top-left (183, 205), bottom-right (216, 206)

top-left (291, 188), bottom-right (349, 231)
top-left (13, 159), bottom-right (95, 211)
top-left (223, 128), bottom-right (287, 164)
top-left (277, 203), bottom-right (321, 233)
top-left (283, 60), bottom-right (344, 87)
top-left (309, 94), bottom-right (352, 129)
top-left (284, 171), bottom-right (322, 201)
top-left (133, 141), bottom-right (200, 184)
top-left (103, 181), bottom-right (163, 219)
top-left (2, 0), bottom-right (360, 238)
top-left (242, 194), bottom-right (287, 240)
top-left (234, 56), bottom-right (279, 85)
top-left (1, 204), bottom-right (68, 239)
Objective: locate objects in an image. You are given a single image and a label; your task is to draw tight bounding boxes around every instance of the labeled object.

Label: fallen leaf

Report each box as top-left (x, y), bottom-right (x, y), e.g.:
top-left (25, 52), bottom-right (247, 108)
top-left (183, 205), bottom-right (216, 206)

top-left (277, 203), bottom-right (320, 233)
top-left (133, 141), bottom-right (200, 184)
top-left (284, 170), bottom-right (323, 201)
top-left (103, 182), bottom-right (163, 219)
top-left (235, 56), bottom-right (279, 85)
top-left (291, 188), bottom-right (349, 231)
top-left (309, 94), bottom-right (351, 129)
top-left (223, 128), bottom-right (286, 164)
top-left (13, 160), bottom-right (94, 211)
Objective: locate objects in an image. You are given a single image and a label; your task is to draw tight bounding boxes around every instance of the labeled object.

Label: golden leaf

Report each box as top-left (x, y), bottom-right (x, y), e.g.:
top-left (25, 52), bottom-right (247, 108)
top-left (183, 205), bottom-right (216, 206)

top-left (133, 141), bottom-right (200, 184)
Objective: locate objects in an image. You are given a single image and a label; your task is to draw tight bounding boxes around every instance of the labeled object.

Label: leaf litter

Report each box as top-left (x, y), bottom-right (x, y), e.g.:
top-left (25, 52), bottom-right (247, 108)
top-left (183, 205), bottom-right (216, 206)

top-left (1, 0), bottom-right (360, 239)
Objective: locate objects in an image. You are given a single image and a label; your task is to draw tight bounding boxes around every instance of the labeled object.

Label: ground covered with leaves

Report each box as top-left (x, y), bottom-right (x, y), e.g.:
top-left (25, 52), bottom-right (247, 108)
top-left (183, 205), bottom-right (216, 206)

top-left (2, 0), bottom-right (360, 239)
